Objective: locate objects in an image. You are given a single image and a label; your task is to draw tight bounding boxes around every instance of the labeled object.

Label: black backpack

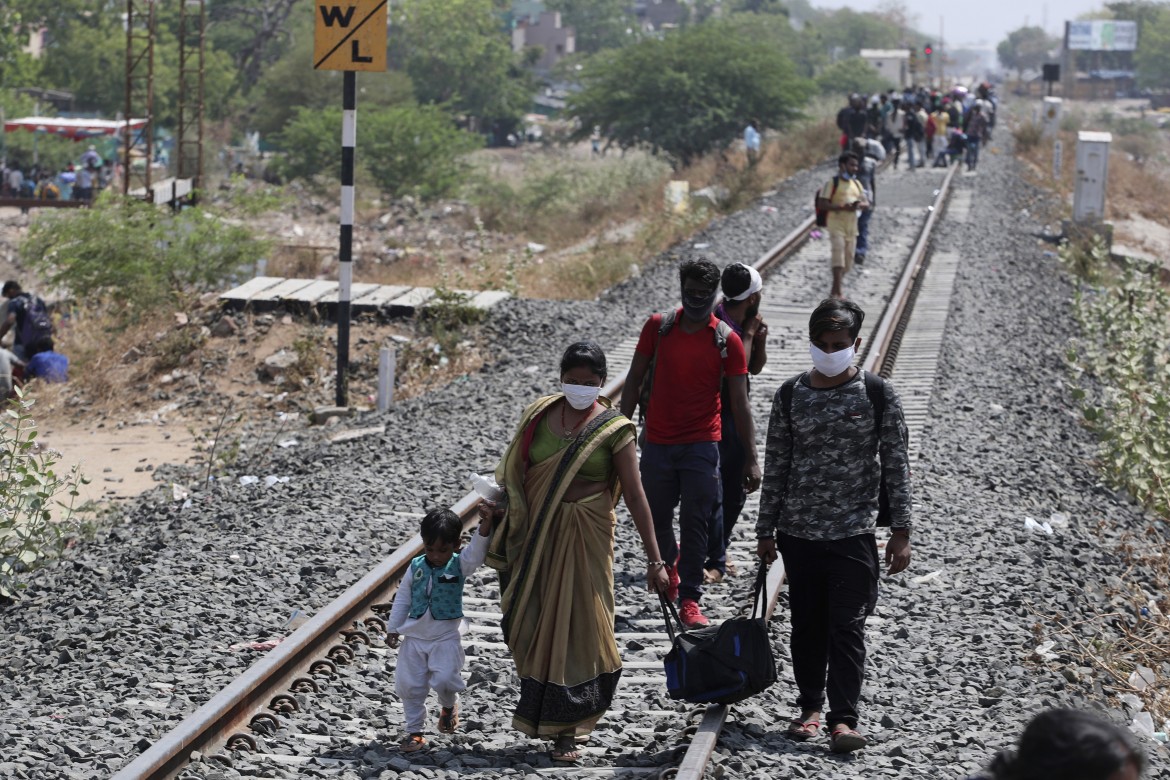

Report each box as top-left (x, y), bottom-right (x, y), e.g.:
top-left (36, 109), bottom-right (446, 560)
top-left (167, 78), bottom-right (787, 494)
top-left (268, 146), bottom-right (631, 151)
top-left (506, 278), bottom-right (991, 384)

top-left (780, 370), bottom-right (894, 526)
top-left (813, 176), bottom-right (840, 228)
top-left (637, 308), bottom-right (732, 429)
top-left (16, 294), bottom-right (52, 349)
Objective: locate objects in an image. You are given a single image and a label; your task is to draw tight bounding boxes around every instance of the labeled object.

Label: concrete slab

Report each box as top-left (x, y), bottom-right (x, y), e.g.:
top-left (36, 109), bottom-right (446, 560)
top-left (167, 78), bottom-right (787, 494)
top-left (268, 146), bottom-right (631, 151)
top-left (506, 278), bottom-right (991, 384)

top-left (352, 285), bottom-right (411, 309)
top-left (219, 277), bottom-right (286, 309)
top-left (387, 287), bottom-right (435, 316)
top-left (282, 280), bottom-right (339, 305)
top-left (468, 290), bottom-right (511, 310)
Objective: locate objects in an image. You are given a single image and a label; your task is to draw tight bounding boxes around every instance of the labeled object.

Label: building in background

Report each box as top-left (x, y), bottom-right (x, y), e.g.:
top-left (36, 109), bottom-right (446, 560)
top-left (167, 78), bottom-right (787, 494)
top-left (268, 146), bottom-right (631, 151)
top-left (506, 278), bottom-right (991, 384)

top-left (860, 49), bottom-right (911, 89)
top-left (512, 10), bottom-right (576, 72)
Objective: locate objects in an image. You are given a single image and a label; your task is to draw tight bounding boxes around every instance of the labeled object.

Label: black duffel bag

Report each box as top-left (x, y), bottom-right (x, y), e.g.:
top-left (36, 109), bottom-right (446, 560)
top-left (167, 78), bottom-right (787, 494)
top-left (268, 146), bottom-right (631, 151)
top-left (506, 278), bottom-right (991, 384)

top-left (661, 564), bottom-right (777, 705)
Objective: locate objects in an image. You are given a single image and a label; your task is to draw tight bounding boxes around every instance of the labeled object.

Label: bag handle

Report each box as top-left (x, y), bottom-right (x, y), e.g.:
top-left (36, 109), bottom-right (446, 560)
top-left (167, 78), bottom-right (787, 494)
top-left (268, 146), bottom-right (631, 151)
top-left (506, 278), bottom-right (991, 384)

top-left (659, 593), bottom-right (683, 642)
top-left (749, 563), bottom-right (769, 621)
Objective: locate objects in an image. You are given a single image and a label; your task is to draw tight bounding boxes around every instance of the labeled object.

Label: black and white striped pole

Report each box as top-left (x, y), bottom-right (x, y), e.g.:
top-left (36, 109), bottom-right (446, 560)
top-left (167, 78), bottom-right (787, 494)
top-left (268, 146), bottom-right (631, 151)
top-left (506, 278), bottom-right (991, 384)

top-left (313, 0), bottom-right (388, 408)
top-left (337, 70), bottom-right (356, 406)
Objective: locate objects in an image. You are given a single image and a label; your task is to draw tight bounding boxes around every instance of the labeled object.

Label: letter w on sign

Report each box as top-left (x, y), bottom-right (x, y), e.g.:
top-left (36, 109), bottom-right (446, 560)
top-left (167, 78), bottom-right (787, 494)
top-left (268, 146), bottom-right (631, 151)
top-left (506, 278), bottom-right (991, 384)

top-left (313, 0), bottom-right (388, 72)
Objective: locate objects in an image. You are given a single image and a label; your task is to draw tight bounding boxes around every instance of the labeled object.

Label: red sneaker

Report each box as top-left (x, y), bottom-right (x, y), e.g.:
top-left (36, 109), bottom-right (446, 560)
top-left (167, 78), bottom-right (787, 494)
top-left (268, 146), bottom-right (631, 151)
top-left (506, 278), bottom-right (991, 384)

top-left (665, 563), bottom-right (680, 603)
top-left (678, 599), bottom-right (709, 628)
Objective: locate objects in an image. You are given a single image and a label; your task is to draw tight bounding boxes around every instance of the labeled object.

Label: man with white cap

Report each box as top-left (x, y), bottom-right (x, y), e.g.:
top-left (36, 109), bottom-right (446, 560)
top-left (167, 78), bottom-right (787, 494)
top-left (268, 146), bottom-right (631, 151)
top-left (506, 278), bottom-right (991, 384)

top-left (704, 262), bottom-right (768, 583)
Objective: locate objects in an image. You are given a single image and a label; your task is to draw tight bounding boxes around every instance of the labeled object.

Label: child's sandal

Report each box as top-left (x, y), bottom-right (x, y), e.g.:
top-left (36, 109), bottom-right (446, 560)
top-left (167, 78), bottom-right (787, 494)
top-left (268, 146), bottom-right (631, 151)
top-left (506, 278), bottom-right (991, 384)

top-left (399, 733), bottom-right (425, 753)
top-left (437, 705), bottom-right (459, 734)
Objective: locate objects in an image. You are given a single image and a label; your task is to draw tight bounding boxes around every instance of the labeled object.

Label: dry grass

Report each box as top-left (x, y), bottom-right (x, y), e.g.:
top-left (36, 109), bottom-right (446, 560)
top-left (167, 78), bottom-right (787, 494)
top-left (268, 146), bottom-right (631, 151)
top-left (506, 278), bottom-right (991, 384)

top-left (1015, 117), bottom-right (1170, 227)
top-left (345, 119), bottom-right (840, 302)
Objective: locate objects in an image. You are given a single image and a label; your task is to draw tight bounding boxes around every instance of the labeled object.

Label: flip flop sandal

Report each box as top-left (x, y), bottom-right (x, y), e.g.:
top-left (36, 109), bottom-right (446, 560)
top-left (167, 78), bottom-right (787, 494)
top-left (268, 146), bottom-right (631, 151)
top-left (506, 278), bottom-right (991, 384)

top-left (703, 568), bottom-right (724, 585)
top-left (437, 705), bottom-right (459, 734)
top-left (829, 725), bottom-right (868, 754)
top-left (551, 745), bottom-right (582, 764)
top-left (399, 733), bottom-right (426, 753)
top-left (786, 718), bottom-right (820, 742)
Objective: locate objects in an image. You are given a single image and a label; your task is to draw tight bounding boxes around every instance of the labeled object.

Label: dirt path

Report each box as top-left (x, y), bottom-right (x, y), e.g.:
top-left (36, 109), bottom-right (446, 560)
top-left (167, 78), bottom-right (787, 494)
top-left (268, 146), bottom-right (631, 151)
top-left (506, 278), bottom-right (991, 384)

top-left (38, 417), bottom-right (199, 507)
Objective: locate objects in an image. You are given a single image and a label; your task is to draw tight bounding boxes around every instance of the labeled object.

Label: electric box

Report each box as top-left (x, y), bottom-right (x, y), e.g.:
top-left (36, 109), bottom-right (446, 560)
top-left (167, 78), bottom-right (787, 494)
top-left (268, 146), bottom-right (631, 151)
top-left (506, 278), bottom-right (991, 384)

top-left (1073, 131), bottom-right (1111, 222)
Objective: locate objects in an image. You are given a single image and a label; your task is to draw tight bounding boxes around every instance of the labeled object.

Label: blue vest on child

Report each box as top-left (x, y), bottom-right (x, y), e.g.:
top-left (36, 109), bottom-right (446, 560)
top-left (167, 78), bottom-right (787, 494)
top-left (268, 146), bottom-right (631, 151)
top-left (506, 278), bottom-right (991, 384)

top-left (407, 554), bottom-right (464, 620)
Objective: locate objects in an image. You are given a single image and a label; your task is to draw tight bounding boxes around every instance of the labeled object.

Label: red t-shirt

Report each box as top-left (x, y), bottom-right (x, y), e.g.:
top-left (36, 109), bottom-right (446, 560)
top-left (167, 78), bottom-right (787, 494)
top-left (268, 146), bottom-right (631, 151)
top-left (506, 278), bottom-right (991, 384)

top-left (635, 309), bottom-right (748, 445)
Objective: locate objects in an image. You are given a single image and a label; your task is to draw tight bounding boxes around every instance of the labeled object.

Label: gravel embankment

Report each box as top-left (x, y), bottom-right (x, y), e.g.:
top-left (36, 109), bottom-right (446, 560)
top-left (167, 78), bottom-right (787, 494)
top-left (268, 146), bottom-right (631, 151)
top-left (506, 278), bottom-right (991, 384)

top-left (3, 135), bottom-right (1168, 780)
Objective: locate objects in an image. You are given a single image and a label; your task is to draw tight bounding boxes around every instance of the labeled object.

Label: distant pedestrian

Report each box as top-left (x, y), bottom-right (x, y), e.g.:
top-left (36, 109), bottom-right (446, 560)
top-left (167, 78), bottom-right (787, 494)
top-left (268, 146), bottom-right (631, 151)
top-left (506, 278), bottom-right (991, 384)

top-left (851, 136), bottom-right (885, 266)
top-left (385, 507), bottom-right (494, 753)
top-left (966, 708), bottom-right (1146, 780)
top-left (704, 262), bottom-right (768, 583)
top-left (815, 152), bottom-right (867, 300)
top-left (744, 119), bottom-right (762, 166)
top-left (883, 97), bottom-right (903, 168)
top-left (74, 163), bottom-right (95, 203)
top-left (6, 167), bottom-right (23, 199)
top-left (757, 298), bottom-right (912, 755)
top-left (836, 94), bottom-right (868, 149)
top-left (964, 104), bottom-right (989, 172)
top-left (620, 258), bottom-right (761, 630)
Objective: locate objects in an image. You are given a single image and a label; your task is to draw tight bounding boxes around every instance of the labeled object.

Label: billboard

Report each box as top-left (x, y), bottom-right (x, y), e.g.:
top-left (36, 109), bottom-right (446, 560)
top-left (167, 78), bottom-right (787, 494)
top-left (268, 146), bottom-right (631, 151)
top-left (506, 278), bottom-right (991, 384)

top-left (1067, 20), bottom-right (1138, 51)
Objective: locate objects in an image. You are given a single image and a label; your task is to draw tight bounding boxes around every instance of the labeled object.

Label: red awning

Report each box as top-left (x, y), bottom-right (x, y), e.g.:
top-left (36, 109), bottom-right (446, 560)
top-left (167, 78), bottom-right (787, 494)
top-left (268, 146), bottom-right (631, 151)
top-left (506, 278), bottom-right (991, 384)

top-left (3, 116), bottom-right (148, 141)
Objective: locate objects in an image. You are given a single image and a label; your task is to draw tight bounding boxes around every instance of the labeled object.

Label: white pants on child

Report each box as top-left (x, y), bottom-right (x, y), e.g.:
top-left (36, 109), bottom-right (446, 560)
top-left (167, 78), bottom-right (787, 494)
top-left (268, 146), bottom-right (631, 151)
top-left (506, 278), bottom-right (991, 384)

top-left (395, 633), bottom-right (466, 733)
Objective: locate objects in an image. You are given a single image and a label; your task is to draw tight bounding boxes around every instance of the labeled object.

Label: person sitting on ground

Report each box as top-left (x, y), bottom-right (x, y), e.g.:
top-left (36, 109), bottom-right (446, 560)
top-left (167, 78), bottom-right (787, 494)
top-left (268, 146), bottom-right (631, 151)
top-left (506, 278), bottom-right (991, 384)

top-left (385, 506), bottom-right (495, 753)
top-left (0, 281), bottom-right (52, 362)
top-left (966, 708), bottom-right (1147, 780)
top-left (0, 345), bottom-right (24, 398)
top-left (25, 336), bottom-right (68, 383)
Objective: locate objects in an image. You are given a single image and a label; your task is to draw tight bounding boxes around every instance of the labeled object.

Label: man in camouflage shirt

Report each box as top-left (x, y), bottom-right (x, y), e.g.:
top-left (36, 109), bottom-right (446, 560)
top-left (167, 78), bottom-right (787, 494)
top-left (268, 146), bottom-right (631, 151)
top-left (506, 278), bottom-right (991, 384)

top-left (756, 298), bottom-right (912, 754)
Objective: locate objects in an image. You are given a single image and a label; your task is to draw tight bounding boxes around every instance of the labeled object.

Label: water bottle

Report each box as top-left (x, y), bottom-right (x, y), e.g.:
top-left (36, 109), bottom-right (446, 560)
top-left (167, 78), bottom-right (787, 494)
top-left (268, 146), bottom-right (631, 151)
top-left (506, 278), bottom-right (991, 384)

top-left (468, 472), bottom-right (505, 504)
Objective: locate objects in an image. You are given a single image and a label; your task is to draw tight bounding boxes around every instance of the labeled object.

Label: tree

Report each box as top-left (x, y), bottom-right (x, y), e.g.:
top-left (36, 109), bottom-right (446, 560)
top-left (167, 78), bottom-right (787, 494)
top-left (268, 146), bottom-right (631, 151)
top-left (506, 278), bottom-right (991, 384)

top-left (567, 21), bottom-right (815, 167)
top-left (997, 26), bottom-right (1056, 79)
top-left (545, 0), bottom-right (635, 54)
top-left (207, 0), bottom-right (301, 95)
top-left (1134, 6), bottom-right (1170, 89)
top-left (815, 57), bottom-right (895, 96)
top-left (818, 8), bottom-right (903, 55)
top-left (393, 0), bottom-right (532, 129)
top-left (274, 104), bottom-right (482, 201)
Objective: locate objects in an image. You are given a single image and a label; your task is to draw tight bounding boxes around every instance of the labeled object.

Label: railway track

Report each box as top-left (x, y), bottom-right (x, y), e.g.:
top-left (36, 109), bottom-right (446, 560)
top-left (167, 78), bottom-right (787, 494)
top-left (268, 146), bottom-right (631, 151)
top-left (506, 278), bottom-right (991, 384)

top-left (113, 160), bottom-right (961, 780)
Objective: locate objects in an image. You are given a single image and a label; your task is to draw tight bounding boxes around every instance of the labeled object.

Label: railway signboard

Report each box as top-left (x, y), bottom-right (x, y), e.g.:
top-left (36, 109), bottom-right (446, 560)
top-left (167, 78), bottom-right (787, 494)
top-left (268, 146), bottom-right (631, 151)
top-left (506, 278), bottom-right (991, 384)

top-left (313, 0), bottom-right (388, 72)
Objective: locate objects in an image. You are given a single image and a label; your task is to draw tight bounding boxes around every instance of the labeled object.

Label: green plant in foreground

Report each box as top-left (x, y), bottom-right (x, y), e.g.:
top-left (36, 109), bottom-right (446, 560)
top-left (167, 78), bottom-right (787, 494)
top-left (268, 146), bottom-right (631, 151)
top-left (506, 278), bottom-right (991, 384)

top-left (0, 389), bottom-right (85, 599)
top-left (1064, 243), bottom-right (1170, 516)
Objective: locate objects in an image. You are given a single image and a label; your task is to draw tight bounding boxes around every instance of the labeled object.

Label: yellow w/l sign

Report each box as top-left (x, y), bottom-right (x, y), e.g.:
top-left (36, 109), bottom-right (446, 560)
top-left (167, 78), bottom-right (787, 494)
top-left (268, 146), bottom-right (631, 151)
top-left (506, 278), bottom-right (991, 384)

top-left (314, 0), bottom-right (388, 72)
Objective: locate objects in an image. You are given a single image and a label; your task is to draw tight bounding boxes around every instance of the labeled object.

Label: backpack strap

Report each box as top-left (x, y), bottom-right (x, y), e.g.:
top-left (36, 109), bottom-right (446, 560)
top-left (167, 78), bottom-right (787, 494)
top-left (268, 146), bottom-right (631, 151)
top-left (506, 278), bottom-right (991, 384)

top-left (862, 371), bottom-right (885, 432)
top-left (642, 309), bottom-right (731, 423)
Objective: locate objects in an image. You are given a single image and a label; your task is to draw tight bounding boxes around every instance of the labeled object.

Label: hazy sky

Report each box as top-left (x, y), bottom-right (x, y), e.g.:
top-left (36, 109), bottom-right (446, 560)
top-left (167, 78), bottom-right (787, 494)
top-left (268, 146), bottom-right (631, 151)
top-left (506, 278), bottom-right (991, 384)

top-left (814, 0), bottom-right (1109, 49)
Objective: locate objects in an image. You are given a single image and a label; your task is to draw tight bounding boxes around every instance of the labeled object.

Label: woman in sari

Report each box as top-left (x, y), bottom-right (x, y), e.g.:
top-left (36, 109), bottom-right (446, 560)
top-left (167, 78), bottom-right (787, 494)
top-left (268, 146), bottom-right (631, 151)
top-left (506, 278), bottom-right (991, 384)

top-left (486, 341), bottom-right (669, 763)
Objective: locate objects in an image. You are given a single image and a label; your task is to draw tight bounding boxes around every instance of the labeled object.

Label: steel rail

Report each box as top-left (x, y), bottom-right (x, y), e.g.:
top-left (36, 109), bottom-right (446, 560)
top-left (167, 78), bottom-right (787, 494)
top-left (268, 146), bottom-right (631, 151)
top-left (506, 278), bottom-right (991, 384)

top-left (111, 175), bottom-right (856, 780)
top-left (862, 163), bottom-right (959, 375)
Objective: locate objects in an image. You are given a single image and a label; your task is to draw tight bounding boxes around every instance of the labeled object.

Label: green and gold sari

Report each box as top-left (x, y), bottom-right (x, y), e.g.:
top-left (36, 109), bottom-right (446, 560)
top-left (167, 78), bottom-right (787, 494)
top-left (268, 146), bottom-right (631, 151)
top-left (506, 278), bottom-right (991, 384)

top-left (488, 394), bottom-right (635, 739)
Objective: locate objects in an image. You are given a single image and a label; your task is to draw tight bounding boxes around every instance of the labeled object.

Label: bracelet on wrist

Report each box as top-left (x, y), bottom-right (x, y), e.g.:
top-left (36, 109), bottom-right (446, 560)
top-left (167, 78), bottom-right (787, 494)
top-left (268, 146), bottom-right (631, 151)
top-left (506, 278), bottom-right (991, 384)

top-left (647, 560), bottom-right (666, 568)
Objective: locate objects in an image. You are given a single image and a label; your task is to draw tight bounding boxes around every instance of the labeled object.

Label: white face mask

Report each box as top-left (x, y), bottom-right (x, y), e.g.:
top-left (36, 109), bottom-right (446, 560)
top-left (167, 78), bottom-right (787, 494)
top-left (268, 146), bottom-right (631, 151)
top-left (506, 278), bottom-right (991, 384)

top-left (809, 343), bottom-right (855, 377)
top-left (562, 383), bottom-right (601, 410)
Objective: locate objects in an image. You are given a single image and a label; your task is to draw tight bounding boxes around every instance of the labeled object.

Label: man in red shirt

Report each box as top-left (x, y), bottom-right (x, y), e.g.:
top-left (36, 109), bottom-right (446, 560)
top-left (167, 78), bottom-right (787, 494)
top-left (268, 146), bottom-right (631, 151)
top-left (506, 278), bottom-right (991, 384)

top-left (620, 259), bottom-right (762, 628)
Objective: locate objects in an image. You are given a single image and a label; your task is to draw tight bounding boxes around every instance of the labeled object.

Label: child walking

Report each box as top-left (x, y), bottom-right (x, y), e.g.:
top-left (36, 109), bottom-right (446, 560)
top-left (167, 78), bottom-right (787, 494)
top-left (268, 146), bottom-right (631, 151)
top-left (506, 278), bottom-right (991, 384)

top-left (387, 504), bottom-right (495, 752)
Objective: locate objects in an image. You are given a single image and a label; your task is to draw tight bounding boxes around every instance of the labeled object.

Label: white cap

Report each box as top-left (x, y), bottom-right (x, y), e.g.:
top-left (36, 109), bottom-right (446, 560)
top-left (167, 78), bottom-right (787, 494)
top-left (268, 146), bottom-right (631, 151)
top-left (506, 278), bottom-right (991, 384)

top-left (727, 265), bottom-right (763, 301)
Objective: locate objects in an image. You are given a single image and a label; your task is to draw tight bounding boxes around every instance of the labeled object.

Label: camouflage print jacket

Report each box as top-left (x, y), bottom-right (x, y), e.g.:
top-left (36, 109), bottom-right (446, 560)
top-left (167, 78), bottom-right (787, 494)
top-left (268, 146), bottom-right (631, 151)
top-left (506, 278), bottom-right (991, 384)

top-left (756, 370), bottom-right (911, 541)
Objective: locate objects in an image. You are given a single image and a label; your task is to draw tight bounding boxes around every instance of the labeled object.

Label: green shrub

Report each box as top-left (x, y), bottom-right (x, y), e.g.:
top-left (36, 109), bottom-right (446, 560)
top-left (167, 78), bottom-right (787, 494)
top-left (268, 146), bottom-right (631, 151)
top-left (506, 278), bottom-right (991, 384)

top-left (20, 193), bottom-right (269, 322)
top-left (275, 104), bottom-right (482, 202)
top-left (0, 389), bottom-right (85, 599)
top-left (1012, 122), bottom-right (1044, 153)
top-left (1064, 243), bottom-right (1170, 517)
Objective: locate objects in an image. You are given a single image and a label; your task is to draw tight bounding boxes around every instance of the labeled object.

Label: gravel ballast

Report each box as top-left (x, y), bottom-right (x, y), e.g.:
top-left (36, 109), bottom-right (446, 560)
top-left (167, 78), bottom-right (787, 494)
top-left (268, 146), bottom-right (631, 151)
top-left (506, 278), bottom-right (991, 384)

top-left (2, 135), bottom-right (1168, 779)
